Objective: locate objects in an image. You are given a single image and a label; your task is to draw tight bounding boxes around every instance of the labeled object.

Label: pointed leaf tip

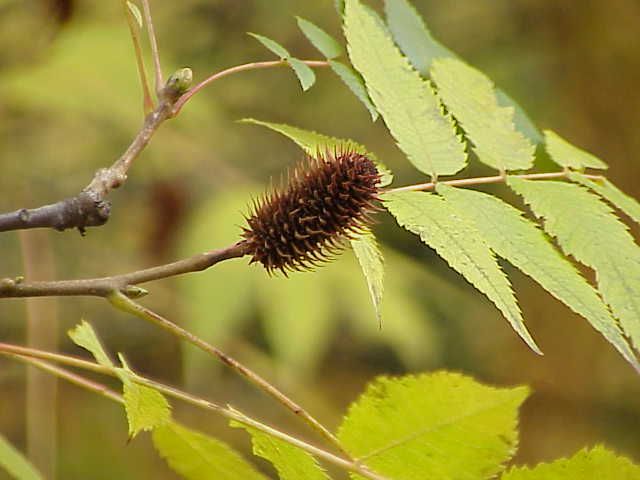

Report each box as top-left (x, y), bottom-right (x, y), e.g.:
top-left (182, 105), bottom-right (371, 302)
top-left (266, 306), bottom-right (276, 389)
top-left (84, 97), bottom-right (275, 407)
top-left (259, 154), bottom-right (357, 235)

top-left (384, 190), bottom-right (541, 354)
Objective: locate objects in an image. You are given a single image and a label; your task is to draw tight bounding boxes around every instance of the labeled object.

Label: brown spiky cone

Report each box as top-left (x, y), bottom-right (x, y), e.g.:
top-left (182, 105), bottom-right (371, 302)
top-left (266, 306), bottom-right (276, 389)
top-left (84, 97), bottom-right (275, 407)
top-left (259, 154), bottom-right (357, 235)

top-left (241, 150), bottom-right (381, 275)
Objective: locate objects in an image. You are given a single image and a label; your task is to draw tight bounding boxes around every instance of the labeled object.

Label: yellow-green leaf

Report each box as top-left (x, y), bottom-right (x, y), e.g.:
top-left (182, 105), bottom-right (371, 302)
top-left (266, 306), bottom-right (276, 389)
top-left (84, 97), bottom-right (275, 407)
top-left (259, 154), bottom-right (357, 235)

top-left (384, 191), bottom-right (540, 353)
top-left (383, 0), bottom-right (542, 143)
top-left (501, 445), bottom-right (640, 479)
top-left (568, 172), bottom-right (640, 225)
top-left (431, 58), bottom-right (535, 171)
top-left (68, 320), bottom-right (114, 368)
top-left (0, 434), bottom-right (44, 480)
top-left (231, 422), bottom-right (329, 480)
top-left (344, 0), bottom-right (466, 178)
top-left (118, 356), bottom-right (171, 439)
top-left (338, 372), bottom-right (529, 480)
top-left (439, 184), bottom-right (639, 371)
top-left (509, 178), bottom-right (640, 353)
top-left (153, 421), bottom-right (266, 480)
top-left (351, 229), bottom-right (384, 327)
top-left (544, 130), bottom-right (608, 170)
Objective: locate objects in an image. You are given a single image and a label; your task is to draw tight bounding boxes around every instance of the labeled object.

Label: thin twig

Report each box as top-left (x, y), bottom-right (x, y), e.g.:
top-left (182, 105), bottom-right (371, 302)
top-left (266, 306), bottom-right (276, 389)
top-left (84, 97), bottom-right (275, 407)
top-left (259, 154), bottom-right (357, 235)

top-left (0, 99), bottom-right (174, 234)
top-left (2, 350), bottom-right (388, 480)
top-left (141, 0), bottom-right (163, 93)
top-left (0, 343), bottom-right (113, 375)
top-left (108, 292), bottom-right (351, 458)
top-left (8, 354), bottom-right (123, 404)
top-left (0, 59), bottom-right (328, 234)
top-left (384, 171), bottom-right (605, 194)
top-left (0, 241), bottom-right (248, 298)
top-left (172, 60), bottom-right (330, 115)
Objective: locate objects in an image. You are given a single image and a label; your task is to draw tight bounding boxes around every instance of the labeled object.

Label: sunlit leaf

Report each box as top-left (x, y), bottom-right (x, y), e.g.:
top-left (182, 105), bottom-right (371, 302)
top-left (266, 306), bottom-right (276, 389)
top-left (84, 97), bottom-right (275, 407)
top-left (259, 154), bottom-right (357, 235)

top-left (117, 355), bottom-right (171, 439)
top-left (432, 58), bottom-right (535, 171)
top-left (439, 184), bottom-right (639, 371)
top-left (568, 172), bottom-right (640, 225)
top-left (544, 130), bottom-right (608, 170)
top-left (384, 191), bottom-right (540, 353)
top-left (338, 372), bottom-right (529, 479)
top-left (68, 320), bottom-right (114, 368)
top-left (384, 0), bottom-right (542, 143)
top-left (231, 422), bottom-right (329, 480)
top-left (509, 178), bottom-right (640, 353)
top-left (153, 421), bottom-right (266, 480)
top-left (501, 445), bottom-right (640, 479)
top-left (344, 0), bottom-right (466, 178)
top-left (351, 229), bottom-right (384, 327)
top-left (0, 434), bottom-right (44, 480)
top-left (296, 17), bottom-right (342, 59)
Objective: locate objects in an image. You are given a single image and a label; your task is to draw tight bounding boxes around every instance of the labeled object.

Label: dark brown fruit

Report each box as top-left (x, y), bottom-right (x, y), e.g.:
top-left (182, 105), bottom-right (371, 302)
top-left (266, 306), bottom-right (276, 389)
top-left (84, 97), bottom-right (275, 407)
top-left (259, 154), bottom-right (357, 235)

top-left (242, 150), bottom-right (381, 274)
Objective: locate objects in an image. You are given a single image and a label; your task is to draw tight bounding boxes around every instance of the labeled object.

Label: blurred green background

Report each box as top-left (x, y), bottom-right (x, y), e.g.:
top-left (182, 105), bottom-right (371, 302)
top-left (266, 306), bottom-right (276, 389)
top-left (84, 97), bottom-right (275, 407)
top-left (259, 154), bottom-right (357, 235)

top-left (1, 0), bottom-right (639, 478)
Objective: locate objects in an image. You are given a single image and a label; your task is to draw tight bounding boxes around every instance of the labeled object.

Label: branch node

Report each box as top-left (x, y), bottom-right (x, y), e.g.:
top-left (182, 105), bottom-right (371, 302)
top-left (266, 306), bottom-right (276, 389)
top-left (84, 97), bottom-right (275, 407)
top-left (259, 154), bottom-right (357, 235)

top-left (122, 285), bottom-right (149, 298)
top-left (159, 67), bottom-right (193, 103)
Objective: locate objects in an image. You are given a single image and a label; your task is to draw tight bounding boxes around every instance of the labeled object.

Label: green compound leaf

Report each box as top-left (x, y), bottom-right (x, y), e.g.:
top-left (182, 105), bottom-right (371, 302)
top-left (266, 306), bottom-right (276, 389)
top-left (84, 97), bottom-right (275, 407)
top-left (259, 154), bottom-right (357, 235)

top-left (508, 178), bottom-right (640, 354)
top-left (118, 356), bottom-right (171, 439)
top-left (351, 229), bottom-right (385, 328)
top-left (0, 434), bottom-right (44, 480)
top-left (439, 184), bottom-right (640, 371)
top-left (338, 372), bottom-right (529, 480)
top-left (328, 60), bottom-right (379, 121)
top-left (239, 118), bottom-right (393, 186)
top-left (501, 445), bottom-right (640, 480)
top-left (384, 191), bottom-right (540, 353)
top-left (296, 17), bottom-right (342, 59)
top-left (568, 172), bottom-right (640, 225)
top-left (431, 58), bottom-right (535, 171)
top-left (344, 0), bottom-right (466, 179)
top-left (153, 421), bottom-right (266, 480)
top-left (248, 32), bottom-right (290, 59)
top-left (544, 130), bottom-right (608, 170)
top-left (68, 320), bottom-right (114, 368)
top-left (231, 422), bottom-right (329, 480)
top-left (384, 0), bottom-right (542, 144)
top-left (248, 33), bottom-right (315, 91)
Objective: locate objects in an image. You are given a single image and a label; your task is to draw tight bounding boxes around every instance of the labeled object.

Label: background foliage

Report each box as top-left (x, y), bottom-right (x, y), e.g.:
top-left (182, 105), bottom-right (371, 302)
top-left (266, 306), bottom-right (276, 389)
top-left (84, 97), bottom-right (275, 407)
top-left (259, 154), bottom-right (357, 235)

top-left (1, 0), bottom-right (640, 478)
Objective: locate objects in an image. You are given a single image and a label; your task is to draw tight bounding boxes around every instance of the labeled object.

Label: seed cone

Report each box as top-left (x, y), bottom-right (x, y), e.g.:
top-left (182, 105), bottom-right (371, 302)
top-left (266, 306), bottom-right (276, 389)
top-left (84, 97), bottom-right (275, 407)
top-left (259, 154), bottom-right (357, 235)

top-left (242, 150), bottom-right (381, 274)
